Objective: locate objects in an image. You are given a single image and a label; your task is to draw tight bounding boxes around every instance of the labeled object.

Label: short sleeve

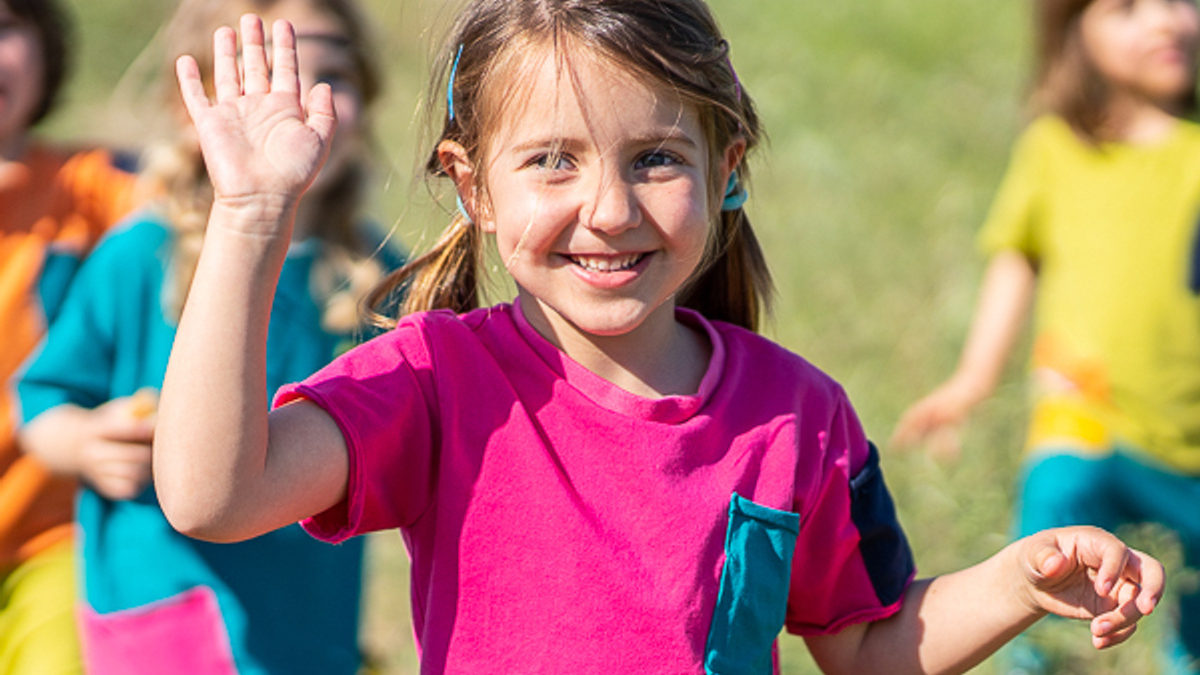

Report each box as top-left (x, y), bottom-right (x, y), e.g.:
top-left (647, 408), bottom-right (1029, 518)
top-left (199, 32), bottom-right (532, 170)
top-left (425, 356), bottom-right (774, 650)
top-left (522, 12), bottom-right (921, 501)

top-left (785, 394), bottom-right (915, 635)
top-left (977, 122), bottom-right (1049, 260)
top-left (64, 149), bottom-right (139, 241)
top-left (275, 321), bottom-right (438, 542)
top-left (15, 225), bottom-right (130, 422)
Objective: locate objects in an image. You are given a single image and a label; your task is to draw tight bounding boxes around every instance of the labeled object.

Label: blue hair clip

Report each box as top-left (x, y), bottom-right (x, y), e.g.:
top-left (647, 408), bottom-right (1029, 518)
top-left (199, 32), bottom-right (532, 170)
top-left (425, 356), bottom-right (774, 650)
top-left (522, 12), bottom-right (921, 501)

top-left (447, 44), bottom-right (464, 121)
top-left (722, 171), bottom-right (748, 211)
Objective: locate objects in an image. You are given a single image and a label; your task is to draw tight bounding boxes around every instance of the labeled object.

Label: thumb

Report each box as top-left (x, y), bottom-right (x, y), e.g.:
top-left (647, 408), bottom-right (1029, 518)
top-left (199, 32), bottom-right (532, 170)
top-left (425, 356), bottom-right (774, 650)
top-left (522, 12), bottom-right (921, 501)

top-left (305, 82), bottom-right (337, 144)
top-left (1030, 543), bottom-right (1071, 587)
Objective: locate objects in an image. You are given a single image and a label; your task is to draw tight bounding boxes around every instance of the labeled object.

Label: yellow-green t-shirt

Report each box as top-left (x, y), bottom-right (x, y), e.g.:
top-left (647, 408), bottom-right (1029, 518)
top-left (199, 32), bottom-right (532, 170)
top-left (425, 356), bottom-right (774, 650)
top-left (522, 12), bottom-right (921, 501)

top-left (980, 115), bottom-right (1200, 473)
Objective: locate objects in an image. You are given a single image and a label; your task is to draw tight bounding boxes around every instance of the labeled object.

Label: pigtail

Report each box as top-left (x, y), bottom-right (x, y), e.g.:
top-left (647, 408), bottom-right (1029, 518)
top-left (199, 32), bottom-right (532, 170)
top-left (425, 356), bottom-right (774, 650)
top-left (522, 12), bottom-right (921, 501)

top-left (366, 215), bottom-right (482, 328)
top-left (678, 208), bottom-right (772, 333)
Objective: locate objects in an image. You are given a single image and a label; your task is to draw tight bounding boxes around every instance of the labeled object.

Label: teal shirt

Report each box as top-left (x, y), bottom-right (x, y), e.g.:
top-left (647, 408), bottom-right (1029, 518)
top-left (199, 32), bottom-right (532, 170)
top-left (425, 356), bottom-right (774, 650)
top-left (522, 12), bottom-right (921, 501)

top-left (18, 214), bottom-right (402, 674)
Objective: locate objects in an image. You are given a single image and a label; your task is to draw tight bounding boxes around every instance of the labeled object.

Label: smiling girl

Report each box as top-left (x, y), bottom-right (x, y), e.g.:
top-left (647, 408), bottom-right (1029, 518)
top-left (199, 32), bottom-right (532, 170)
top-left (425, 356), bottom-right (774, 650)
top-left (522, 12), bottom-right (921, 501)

top-left (156, 1), bottom-right (1165, 673)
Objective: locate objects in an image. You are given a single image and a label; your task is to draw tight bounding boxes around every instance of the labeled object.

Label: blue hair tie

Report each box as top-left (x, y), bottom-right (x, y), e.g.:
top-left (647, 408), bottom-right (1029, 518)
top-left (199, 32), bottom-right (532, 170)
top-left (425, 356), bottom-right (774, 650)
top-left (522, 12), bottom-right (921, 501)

top-left (447, 44), bottom-right (464, 121)
top-left (456, 194), bottom-right (473, 224)
top-left (722, 171), bottom-right (748, 211)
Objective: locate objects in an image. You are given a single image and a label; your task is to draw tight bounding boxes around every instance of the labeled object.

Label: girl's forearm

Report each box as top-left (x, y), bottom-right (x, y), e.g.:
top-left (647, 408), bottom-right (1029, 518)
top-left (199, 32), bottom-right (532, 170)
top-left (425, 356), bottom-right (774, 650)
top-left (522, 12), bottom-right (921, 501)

top-left (154, 201), bottom-right (293, 541)
top-left (950, 251), bottom-right (1036, 402)
top-left (810, 543), bottom-right (1042, 674)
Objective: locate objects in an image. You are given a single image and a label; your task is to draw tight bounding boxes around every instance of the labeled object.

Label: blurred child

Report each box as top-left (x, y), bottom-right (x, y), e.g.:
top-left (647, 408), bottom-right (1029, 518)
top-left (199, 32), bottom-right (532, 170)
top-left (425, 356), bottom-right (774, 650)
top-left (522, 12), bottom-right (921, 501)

top-left (892, 0), bottom-right (1200, 672)
top-left (15, 0), bottom-right (401, 673)
top-left (0, 0), bottom-right (139, 671)
top-left (156, 2), bottom-right (1165, 673)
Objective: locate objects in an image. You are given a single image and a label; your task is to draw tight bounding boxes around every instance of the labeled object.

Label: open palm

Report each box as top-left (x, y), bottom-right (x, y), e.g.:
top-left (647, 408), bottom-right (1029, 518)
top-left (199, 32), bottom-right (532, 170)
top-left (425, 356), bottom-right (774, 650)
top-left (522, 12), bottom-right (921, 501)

top-left (176, 15), bottom-right (336, 230)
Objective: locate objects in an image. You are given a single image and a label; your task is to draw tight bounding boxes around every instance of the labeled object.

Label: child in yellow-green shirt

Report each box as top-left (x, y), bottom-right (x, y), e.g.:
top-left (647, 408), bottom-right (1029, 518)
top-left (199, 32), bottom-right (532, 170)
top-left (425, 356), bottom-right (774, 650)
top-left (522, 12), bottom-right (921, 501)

top-left (894, 1), bottom-right (1200, 673)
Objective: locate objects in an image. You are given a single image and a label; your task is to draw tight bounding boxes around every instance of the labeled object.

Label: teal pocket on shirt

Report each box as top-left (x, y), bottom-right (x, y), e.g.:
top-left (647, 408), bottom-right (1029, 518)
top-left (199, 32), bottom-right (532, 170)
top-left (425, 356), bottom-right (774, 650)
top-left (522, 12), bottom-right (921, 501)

top-left (705, 493), bottom-right (800, 675)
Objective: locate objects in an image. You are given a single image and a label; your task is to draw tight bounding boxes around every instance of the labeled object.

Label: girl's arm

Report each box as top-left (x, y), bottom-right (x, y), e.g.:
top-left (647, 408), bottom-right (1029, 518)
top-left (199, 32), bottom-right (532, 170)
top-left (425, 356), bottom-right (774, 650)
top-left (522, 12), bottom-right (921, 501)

top-left (890, 250), bottom-right (1036, 457)
top-left (804, 526), bottom-right (1163, 675)
top-left (19, 394), bottom-right (156, 501)
top-left (153, 16), bottom-right (347, 542)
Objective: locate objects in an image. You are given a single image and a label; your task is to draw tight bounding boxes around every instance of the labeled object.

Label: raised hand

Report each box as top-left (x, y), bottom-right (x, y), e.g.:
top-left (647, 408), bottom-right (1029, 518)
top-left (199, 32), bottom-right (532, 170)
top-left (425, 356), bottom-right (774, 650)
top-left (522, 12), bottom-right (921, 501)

top-left (1016, 526), bottom-right (1164, 649)
top-left (175, 14), bottom-right (336, 230)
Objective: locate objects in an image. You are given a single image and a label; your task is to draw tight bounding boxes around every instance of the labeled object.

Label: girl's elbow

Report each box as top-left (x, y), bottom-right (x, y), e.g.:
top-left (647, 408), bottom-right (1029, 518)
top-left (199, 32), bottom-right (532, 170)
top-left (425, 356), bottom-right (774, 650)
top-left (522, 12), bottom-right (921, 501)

top-left (156, 482), bottom-right (246, 543)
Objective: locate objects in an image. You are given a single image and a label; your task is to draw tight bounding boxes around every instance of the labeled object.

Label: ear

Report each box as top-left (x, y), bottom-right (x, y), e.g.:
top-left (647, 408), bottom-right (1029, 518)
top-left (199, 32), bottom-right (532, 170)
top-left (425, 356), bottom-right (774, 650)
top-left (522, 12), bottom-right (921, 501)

top-left (437, 139), bottom-right (492, 232)
top-left (720, 137), bottom-right (747, 184)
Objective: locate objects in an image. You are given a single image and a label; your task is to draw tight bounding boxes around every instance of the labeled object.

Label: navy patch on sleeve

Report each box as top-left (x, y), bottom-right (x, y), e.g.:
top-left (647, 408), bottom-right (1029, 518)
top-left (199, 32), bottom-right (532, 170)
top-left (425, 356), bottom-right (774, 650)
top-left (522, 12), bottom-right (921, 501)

top-left (850, 442), bottom-right (915, 606)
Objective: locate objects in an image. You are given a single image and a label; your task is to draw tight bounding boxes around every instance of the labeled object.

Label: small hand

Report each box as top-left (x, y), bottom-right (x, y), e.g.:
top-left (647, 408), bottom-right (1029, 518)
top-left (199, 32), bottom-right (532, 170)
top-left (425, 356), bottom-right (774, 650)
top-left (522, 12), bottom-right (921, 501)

top-left (1017, 526), bottom-right (1164, 649)
top-left (889, 377), bottom-right (978, 459)
top-left (175, 14), bottom-right (336, 230)
top-left (79, 390), bottom-right (159, 501)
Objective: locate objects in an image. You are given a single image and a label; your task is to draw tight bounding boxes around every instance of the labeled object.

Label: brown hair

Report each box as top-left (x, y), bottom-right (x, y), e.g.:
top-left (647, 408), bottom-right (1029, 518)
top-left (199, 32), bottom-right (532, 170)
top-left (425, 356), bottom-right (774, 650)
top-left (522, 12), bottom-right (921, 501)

top-left (143, 0), bottom-right (386, 331)
top-left (1032, 0), bottom-right (1198, 141)
top-left (5, 0), bottom-right (71, 126)
top-left (367, 0), bottom-right (772, 331)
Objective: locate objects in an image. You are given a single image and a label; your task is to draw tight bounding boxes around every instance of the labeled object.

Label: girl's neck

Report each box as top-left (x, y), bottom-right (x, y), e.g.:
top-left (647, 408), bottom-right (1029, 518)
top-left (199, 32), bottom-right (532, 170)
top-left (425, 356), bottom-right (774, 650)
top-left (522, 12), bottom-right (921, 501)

top-left (519, 292), bottom-right (711, 399)
top-left (1102, 94), bottom-right (1185, 145)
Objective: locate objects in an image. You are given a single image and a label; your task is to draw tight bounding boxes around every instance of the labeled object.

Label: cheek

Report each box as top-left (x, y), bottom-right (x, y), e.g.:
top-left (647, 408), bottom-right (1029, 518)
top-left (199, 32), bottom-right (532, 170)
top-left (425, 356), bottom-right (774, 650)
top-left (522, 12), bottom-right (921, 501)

top-left (330, 90), bottom-right (363, 132)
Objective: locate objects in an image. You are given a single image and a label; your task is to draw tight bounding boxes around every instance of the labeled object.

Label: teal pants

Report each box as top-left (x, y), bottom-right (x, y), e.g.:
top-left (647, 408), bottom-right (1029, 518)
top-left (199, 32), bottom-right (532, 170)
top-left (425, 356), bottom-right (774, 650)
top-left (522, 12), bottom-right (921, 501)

top-left (1017, 450), bottom-right (1200, 674)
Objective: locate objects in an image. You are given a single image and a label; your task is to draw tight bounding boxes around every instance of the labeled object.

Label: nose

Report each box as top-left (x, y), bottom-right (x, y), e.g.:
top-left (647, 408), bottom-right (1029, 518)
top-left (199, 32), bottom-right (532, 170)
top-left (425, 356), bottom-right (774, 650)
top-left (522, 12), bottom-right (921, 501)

top-left (1145, 0), bottom-right (1191, 31)
top-left (581, 169), bottom-right (640, 235)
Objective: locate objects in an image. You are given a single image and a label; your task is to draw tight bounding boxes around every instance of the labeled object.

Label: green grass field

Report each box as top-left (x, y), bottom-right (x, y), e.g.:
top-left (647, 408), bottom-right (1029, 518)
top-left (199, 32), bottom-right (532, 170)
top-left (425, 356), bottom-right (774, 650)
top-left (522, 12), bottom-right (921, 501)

top-left (45, 1), bottom-right (1187, 672)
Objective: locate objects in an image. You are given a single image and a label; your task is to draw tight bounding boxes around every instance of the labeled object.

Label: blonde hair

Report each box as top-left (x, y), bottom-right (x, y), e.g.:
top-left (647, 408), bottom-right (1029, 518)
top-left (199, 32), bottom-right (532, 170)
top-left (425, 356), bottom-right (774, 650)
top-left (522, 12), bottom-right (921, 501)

top-left (367, 0), bottom-right (772, 332)
top-left (1031, 0), bottom-right (1198, 141)
top-left (143, 0), bottom-right (386, 332)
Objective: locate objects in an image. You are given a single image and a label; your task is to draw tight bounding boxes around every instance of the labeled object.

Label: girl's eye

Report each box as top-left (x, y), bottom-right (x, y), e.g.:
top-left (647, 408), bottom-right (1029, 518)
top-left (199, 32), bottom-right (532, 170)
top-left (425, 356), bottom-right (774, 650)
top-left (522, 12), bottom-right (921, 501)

top-left (316, 72), bottom-right (360, 94)
top-left (531, 153), bottom-right (575, 171)
top-left (634, 150), bottom-right (683, 170)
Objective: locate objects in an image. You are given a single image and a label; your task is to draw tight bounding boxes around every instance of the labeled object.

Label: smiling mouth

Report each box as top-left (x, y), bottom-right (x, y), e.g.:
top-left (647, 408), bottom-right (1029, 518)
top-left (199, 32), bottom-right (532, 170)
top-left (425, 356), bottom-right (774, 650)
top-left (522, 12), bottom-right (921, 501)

top-left (567, 253), bottom-right (648, 273)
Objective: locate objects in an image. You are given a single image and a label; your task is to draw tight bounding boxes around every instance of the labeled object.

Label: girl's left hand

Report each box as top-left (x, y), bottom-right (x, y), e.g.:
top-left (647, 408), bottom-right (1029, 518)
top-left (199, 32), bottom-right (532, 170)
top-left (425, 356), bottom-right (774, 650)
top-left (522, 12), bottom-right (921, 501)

top-left (1016, 526), bottom-right (1164, 649)
top-left (175, 15), bottom-right (336, 233)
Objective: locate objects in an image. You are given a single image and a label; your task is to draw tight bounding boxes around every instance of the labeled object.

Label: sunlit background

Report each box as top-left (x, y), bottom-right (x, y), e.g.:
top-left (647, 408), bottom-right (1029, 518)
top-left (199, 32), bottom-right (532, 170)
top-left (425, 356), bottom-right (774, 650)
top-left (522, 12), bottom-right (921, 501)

top-left (44, 1), bottom-right (1190, 672)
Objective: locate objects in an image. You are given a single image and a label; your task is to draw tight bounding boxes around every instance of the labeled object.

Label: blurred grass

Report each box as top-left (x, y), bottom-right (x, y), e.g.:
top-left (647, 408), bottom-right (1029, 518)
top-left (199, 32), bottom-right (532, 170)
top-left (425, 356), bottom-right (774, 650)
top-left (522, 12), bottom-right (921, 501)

top-left (43, 1), bottom-right (1184, 673)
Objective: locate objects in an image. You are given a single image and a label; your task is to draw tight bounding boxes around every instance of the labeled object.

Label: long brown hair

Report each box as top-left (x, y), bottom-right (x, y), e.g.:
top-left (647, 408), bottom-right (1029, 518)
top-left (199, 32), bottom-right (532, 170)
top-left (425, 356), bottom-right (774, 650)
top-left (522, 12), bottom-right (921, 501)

top-left (1032, 0), bottom-right (1198, 141)
top-left (144, 0), bottom-right (386, 332)
top-left (367, 0), bottom-right (772, 331)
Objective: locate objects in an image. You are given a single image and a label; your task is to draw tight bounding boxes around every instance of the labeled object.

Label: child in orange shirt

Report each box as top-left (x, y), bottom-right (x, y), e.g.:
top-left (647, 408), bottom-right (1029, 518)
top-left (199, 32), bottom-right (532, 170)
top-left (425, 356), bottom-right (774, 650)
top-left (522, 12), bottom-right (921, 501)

top-left (0, 0), bottom-right (138, 671)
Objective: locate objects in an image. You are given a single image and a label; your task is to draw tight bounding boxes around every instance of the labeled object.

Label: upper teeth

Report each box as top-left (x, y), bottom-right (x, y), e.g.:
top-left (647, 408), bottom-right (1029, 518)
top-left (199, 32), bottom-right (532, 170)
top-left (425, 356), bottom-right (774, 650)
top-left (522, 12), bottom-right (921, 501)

top-left (572, 254), bottom-right (642, 272)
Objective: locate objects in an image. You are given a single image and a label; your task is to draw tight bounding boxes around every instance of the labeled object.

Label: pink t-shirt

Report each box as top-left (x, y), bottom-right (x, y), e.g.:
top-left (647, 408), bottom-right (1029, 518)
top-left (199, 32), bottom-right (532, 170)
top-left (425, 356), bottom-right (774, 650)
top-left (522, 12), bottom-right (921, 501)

top-left (277, 302), bottom-right (914, 673)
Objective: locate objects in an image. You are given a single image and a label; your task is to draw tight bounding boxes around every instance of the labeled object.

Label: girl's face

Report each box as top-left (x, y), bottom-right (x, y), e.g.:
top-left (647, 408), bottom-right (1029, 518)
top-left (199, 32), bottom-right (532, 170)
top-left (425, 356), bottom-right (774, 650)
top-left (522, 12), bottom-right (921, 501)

top-left (1081, 0), bottom-right (1200, 108)
top-left (465, 45), bottom-right (739, 345)
top-left (0, 2), bottom-right (43, 158)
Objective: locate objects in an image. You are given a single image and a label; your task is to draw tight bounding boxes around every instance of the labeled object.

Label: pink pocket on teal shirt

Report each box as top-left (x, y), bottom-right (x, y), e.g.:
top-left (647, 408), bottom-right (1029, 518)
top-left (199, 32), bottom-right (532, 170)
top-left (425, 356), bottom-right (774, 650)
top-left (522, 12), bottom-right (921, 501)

top-left (79, 586), bottom-right (236, 675)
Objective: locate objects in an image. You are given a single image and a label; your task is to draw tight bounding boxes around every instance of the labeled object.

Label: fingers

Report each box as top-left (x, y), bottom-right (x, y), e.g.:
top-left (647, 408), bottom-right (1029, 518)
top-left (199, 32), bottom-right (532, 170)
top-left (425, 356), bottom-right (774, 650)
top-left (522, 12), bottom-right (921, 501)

top-left (1090, 580), bottom-right (1145, 648)
top-left (241, 14), bottom-right (270, 96)
top-left (270, 19), bottom-right (300, 95)
top-left (1090, 533), bottom-right (1130, 597)
top-left (1092, 622), bottom-right (1137, 649)
top-left (198, 16), bottom-right (298, 103)
top-left (82, 441), bottom-right (153, 501)
top-left (1126, 549), bottom-right (1164, 616)
top-left (176, 55), bottom-right (209, 121)
top-left (213, 25), bottom-right (240, 102)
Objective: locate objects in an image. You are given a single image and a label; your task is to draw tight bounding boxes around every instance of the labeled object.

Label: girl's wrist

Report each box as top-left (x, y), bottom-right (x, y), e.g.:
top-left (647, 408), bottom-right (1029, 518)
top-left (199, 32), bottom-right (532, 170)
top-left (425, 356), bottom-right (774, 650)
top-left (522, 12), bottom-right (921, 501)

top-left (945, 370), bottom-right (992, 408)
top-left (209, 194), bottom-right (299, 236)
